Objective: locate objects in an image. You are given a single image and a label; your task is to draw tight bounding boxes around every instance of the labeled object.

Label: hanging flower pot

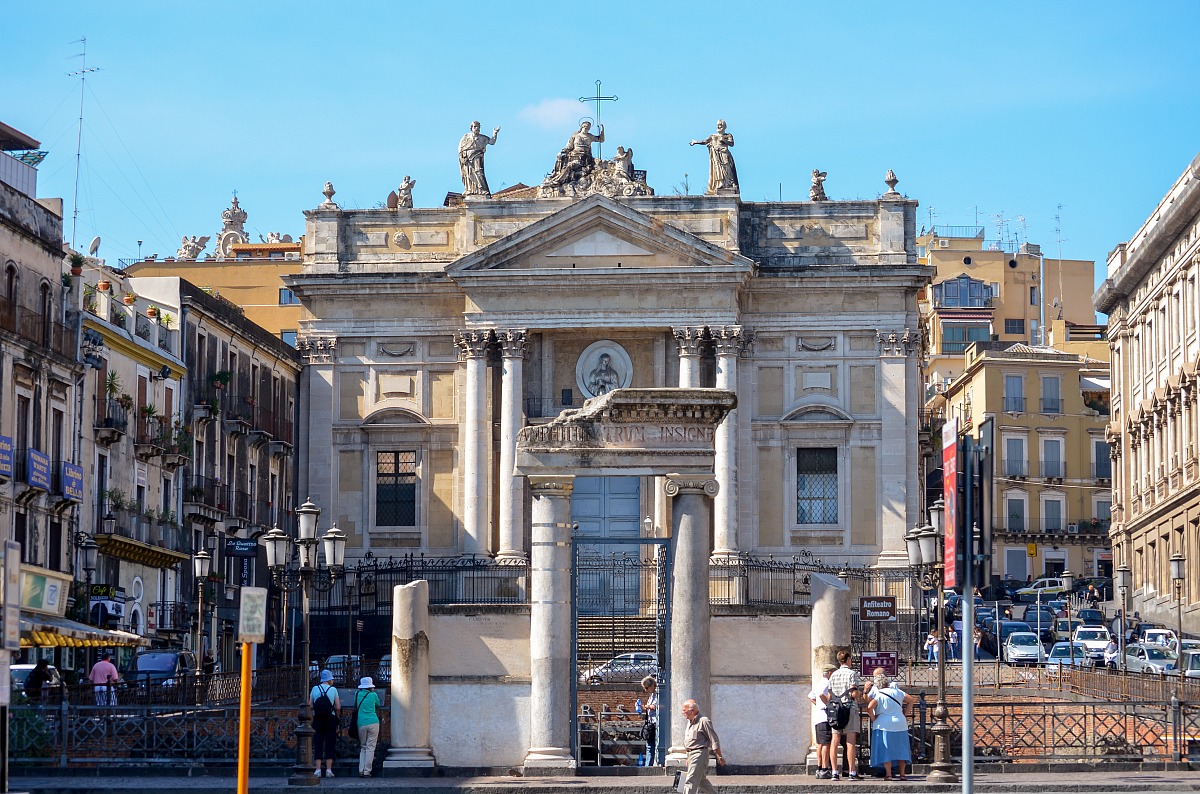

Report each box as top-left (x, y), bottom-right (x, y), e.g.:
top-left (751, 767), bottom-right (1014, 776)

top-left (97, 280), bottom-right (111, 292)
top-left (147, 305), bottom-right (159, 319)
top-left (123, 293), bottom-right (136, 306)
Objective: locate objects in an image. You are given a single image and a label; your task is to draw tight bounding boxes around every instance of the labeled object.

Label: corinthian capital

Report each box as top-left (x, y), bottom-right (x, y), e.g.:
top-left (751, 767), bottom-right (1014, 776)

top-left (673, 326), bottom-right (707, 356)
top-left (455, 330), bottom-right (491, 359)
top-left (298, 336), bottom-right (338, 364)
top-left (712, 325), bottom-right (750, 357)
top-left (497, 329), bottom-right (530, 359)
top-left (876, 328), bottom-right (917, 357)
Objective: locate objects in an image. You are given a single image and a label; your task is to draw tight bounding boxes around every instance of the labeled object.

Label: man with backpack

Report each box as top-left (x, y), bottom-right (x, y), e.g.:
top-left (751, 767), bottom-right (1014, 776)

top-left (827, 649), bottom-right (870, 780)
top-left (310, 669), bottom-right (341, 777)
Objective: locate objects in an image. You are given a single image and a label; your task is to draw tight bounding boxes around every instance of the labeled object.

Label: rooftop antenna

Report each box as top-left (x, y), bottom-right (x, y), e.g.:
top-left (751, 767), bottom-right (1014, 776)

top-left (67, 36), bottom-right (101, 250)
top-left (578, 79), bottom-right (617, 160)
top-left (1055, 204), bottom-right (1067, 319)
top-left (927, 206), bottom-right (937, 230)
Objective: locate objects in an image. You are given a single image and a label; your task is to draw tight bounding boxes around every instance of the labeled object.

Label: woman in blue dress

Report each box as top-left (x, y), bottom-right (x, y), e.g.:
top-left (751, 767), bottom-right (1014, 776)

top-left (866, 669), bottom-right (914, 780)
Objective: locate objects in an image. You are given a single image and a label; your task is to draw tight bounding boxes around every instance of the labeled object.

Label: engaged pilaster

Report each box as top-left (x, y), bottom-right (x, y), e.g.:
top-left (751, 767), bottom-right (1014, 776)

top-left (456, 330), bottom-right (491, 556)
top-left (712, 326), bottom-right (747, 557)
top-left (498, 330), bottom-right (529, 560)
top-left (664, 474), bottom-right (719, 766)
top-left (524, 475), bottom-right (576, 769)
top-left (877, 329), bottom-right (918, 564)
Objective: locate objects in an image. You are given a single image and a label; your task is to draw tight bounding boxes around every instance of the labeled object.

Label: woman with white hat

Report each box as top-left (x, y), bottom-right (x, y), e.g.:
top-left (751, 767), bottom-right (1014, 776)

top-left (354, 677), bottom-right (381, 777)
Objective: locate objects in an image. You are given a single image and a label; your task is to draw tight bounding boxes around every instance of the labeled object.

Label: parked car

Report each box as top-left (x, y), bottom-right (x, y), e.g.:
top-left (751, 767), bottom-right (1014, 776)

top-left (1176, 639), bottom-right (1200, 654)
top-left (1179, 650), bottom-right (1200, 679)
top-left (1022, 610), bottom-right (1057, 644)
top-left (1015, 578), bottom-right (1067, 603)
top-left (11, 663), bottom-right (62, 699)
top-left (124, 649), bottom-right (198, 689)
top-left (1076, 608), bottom-right (1106, 627)
top-left (975, 607), bottom-right (997, 628)
top-left (1003, 632), bottom-right (1046, 665)
top-left (323, 654), bottom-right (363, 686)
top-left (985, 620), bottom-right (1033, 656)
top-left (995, 579), bottom-right (1026, 601)
top-left (1074, 576), bottom-right (1114, 601)
top-left (1046, 642), bottom-right (1093, 670)
top-left (1124, 643), bottom-right (1178, 674)
top-left (1054, 618), bottom-right (1083, 639)
top-left (578, 652), bottom-right (658, 684)
top-left (377, 654), bottom-right (391, 685)
top-left (1128, 622), bottom-right (1158, 643)
top-left (1071, 626), bottom-right (1113, 663)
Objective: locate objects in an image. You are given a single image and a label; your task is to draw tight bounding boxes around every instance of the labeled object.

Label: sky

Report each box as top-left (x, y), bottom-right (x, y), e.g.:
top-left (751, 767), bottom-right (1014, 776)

top-left (5, 1), bottom-right (1200, 295)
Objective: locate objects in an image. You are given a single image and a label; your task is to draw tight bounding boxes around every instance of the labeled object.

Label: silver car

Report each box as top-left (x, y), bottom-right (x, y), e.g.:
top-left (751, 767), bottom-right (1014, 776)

top-left (1046, 641), bottom-right (1092, 669)
top-left (578, 652), bottom-right (658, 684)
top-left (1003, 632), bottom-right (1045, 665)
top-left (1124, 642), bottom-right (1177, 674)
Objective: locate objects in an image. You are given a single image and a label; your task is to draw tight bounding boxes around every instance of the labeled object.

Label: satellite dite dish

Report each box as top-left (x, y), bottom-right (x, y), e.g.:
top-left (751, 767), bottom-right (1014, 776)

top-left (88, 236), bottom-right (101, 256)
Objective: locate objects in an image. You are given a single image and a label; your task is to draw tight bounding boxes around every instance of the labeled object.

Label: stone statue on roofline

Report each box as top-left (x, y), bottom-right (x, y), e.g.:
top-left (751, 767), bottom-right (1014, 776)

top-left (537, 122), bottom-right (653, 199)
top-left (690, 119), bottom-right (739, 195)
top-left (459, 121), bottom-right (500, 197)
top-left (810, 169), bottom-right (828, 202)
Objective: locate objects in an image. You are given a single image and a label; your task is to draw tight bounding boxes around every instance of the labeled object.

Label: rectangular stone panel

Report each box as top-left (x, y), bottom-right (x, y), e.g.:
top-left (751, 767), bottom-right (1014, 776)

top-left (339, 372), bottom-right (366, 420)
top-left (850, 366), bottom-right (877, 415)
top-left (672, 217), bottom-right (722, 234)
top-left (428, 449), bottom-right (455, 548)
top-left (430, 371), bottom-right (455, 418)
top-left (757, 367), bottom-right (784, 417)
top-left (378, 373), bottom-right (415, 399)
top-left (351, 231), bottom-right (389, 246)
top-left (797, 366), bottom-right (836, 397)
top-left (413, 230), bottom-right (450, 246)
top-left (851, 446), bottom-right (878, 546)
top-left (338, 450), bottom-right (363, 492)
top-left (758, 446), bottom-right (783, 546)
top-left (849, 334), bottom-right (877, 351)
top-left (428, 337), bottom-right (457, 358)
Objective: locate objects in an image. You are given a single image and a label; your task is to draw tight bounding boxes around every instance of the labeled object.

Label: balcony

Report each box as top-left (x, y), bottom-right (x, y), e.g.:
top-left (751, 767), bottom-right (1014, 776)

top-left (994, 515), bottom-right (1111, 538)
top-left (184, 475), bottom-right (227, 525)
top-left (252, 498), bottom-right (274, 528)
top-left (193, 385), bottom-right (222, 422)
top-left (223, 401), bottom-right (252, 436)
top-left (134, 414), bottom-right (164, 460)
top-left (1040, 460), bottom-right (1066, 479)
top-left (226, 489), bottom-right (251, 528)
top-left (93, 396), bottom-right (130, 445)
top-left (1091, 461), bottom-right (1113, 481)
top-left (1003, 396), bottom-right (1027, 413)
top-left (1002, 458), bottom-right (1029, 478)
top-left (148, 601), bottom-right (192, 634)
top-left (92, 506), bottom-right (190, 569)
top-left (0, 298), bottom-right (77, 359)
top-left (1039, 397), bottom-right (1063, 414)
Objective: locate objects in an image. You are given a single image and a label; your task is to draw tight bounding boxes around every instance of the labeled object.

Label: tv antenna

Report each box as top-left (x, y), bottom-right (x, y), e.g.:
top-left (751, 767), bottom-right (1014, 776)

top-left (578, 80), bottom-right (617, 160)
top-left (68, 36), bottom-right (101, 250)
top-left (1055, 204), bottom-right (1067, 317)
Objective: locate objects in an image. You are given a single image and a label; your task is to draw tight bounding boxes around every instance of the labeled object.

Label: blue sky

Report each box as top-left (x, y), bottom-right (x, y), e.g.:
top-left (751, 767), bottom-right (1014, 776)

top-left (6, 1), bottom-right (1199, 292)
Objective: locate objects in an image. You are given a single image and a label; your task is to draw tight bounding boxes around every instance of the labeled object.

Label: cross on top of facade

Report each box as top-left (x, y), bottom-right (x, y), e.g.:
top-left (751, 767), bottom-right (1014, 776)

top-left (578, 79), bottom-right (617, 159)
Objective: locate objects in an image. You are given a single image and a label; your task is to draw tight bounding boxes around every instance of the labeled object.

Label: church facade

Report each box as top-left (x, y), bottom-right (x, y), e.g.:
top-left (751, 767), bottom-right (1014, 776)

top-left (288, 156), bottom-right (928, 571)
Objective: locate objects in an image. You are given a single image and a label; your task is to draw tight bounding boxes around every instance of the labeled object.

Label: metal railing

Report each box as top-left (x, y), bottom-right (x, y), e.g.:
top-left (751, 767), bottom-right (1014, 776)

top-left (1040, 459), bottom-right (1066, 478)
top-left (1039, 397), bottom-right (1064, 414)
top-left (148, 600), bottom-right (191, 632)
top-left (1002, 458), bottom-right (1029, 477)
top-left (0, 298), bottom-right (76, 358)
top-left (184, 475), bottom-right (226, 510)
top-left (708, 555), bottom-right (812, 607)
top-left (1003, 396), bottom-right (1027, 413)
top-left (93, 396), bottom-right (130, 433)
top-left (1093, 461), bottom-right (1113, 479)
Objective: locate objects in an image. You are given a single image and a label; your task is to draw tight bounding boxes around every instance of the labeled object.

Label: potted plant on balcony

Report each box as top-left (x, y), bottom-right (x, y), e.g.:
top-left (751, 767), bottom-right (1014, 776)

top-left (116, 393), bottom-right (134, 412)
top-left (159, 312), bottom-right (174, 330)
top-left (187, 485), bottom-right (207, 501)
top-left (103, 488), bottom-right (129, 512)
top-left (97, 279), bottom-right (111, 292)
top-left (146, 305), bottom-right (159, 319)
top-left (69, 251), bottom-right (85, 277)
top-left (123, 292), bottom-right (137, 306)
top-left (210, 370), bottom-right (232, 391)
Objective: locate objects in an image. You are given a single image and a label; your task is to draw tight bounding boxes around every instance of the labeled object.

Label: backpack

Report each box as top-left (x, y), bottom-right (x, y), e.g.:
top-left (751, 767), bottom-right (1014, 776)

top-left (313, 685), bottom-right (336, 725)
top-left (826, 691), bottom-right (851, 730)
top-left (349, 691), bottom-right (363, 741)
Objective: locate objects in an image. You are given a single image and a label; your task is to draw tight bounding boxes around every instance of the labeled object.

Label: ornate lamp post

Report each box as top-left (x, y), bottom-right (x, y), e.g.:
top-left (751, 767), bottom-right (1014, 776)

top-left (193, 549), bottom-right (212, 655)
top-left (1115, 564), bottom-right (1131, 673)
top-left (263, 499), bottom-right (346, 787)
top-left (1171, 552), bottom-right (1185, 656)
top-left (79, 535), bottom-right (99, 624)
top-left (905, 498), bottom-right (957, 784)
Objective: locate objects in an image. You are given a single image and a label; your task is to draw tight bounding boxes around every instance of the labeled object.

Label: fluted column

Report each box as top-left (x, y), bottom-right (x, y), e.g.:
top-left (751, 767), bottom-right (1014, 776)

top-left (665, 475), bottom-right (719, 766)
top-left (498, 330), bottom-right (529, 560)
top-left (674, 327), bottom-right (705, 388)
top-left (712, 327), bottom-right (743, 557)
top-left (456, 331), bottom-right (491, 556)
top-left (384, 580), bottom-right (435, 767)
top-left (524, 475), bottom-right (576, 768)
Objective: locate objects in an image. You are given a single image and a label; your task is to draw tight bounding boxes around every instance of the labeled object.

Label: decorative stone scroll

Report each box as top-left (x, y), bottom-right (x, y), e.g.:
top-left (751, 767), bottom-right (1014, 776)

top-left (377, 341), bottom-right (416, 358)
top-left (798, 335), bottom-right (836, 352)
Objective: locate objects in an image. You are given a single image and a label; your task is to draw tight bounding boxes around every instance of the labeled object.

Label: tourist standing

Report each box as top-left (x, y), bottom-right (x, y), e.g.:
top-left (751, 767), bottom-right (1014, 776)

top-left (310, 669), bottom-right (341, 777)
top-left (828, 649), bottom-right (868, 780)
top-left (924, 631), bottom-right (939, 663)
top-left (88, 653), bottom-right (119, 706)
top-left (640, 676), bottom-right (659, 766)
top-left (681, 698), bottom-right (724, 794)
top-left (808, 663), bottom-right (836, 778)
top-left (866, 668), bottom-right (914, 781)
top-left (354, 677), bottom-right (381, 777)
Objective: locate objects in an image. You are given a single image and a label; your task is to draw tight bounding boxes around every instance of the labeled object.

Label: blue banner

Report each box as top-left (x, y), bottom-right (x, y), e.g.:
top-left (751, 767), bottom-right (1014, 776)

top-left (26, 449), bottom-right (50, 491)
top-left (62, 462), bottom-right (84, 502)
top-left (0, 436), bottom-right (11, 479)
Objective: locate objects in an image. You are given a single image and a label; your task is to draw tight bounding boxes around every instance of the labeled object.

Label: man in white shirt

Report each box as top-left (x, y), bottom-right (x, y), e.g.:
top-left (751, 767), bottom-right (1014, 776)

top-left (808, 664), bottom-right (836, 779)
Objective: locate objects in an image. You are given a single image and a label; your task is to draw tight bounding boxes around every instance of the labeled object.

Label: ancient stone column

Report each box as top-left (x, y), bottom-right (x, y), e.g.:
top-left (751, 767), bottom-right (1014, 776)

top-left (712, 327), bottom-right (743, 558)
top-left (877, 330), bottom-right (917, 565)
top-left (384, 580), bottom-right (435, 767)
top-left (524, 475), bottom-right (576, 768)
top-left (665, 475), bottom-right (719, 766)
top-left (456, 331), bottom-right (491, 556)
top-left (674, 327), bottom-right (705, 388)
top-left (497, 330), bottom-right (528, 560)
top-left (808, 573), bottom-right (851, 767)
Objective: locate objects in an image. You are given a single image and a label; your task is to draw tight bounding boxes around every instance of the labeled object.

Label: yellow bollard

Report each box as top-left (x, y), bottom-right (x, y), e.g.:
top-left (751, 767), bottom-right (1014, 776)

top-left (237, 641), bottom-right (252, 794)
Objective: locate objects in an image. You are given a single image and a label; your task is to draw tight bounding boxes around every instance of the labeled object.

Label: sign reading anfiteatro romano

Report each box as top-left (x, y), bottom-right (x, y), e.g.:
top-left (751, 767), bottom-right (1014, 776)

top-left (860, 651), bottom-right (899, 678)
top-left (859, 596), bottom-right (897, 622)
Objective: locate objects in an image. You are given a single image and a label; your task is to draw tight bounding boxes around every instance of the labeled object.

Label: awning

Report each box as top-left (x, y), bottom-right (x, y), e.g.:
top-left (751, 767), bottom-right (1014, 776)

top-left (1081, 376), bottom-right (1111, 391)
top-left (20, 611), bottom-right (149, 648)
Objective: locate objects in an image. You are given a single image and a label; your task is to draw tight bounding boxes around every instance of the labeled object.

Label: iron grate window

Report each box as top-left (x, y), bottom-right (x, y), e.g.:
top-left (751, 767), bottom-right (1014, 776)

top-left (376, 450), bottom-right (417, 527)
top-left (796, 448), bottom-right (838, 524)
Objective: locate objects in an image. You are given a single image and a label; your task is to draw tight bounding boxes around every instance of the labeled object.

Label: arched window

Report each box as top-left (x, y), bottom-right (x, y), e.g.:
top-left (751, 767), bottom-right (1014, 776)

top-left (4, 263), bottom-right (15, 302)
top-left (40, 281), bottom-right (52, 346)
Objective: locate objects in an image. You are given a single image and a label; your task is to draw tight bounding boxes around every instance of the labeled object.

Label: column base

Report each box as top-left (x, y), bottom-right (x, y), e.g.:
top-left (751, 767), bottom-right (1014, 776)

top-left (382, 747), bottom-right (436, 768)
top-left (710, 548), bottom-right (740, 559)
top-left (494, 550), bottom-right (527, 562)
top-left (664, 746), bottom-right (688, 768)
top-left (523, 747), bottom-right (576, 768)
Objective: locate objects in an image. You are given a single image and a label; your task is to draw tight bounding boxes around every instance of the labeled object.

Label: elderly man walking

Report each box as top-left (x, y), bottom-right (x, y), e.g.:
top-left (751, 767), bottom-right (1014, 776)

top-left (681, 698), bottom-right (725, 794)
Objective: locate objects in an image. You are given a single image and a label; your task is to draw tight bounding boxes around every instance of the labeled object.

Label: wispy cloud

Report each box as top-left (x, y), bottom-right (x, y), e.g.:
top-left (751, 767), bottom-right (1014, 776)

top-left (518, 98), bottom-right (583, 129)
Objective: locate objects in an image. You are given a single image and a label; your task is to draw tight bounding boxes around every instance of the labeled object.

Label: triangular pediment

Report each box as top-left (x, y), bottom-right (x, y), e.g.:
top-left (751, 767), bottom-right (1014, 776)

top-left (449, 194), bottom-right (754, 275)
top-left (544, 229), bottom-right (654, 257)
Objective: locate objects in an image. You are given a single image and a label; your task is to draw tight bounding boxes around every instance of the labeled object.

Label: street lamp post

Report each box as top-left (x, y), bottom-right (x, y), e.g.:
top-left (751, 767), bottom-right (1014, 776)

top-left (905, 498), bottom-right (958, 784)
top-left (193, 549), bottom-right (212, 655)
top-left (79, 535), bottom-right (99, 624)
top-left (1062, 570), bottom-right (1075, 667)
top-left (1171, 552), bottom-right (1185, 657)
top-left (1115, 564), bottom-right (1131, 673)
top-left (263, 499), bottom-right (346, 787)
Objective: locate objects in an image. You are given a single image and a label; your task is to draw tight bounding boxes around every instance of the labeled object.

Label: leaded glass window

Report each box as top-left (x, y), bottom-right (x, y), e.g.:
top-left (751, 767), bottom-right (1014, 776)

top-left (797, 448), bottom-right (838, 524)
top-left (376, 450), bottom-right (417, 527)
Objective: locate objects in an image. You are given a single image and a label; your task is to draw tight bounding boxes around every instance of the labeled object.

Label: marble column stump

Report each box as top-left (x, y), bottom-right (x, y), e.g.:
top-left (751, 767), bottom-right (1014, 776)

top-left (384, 580), bottom-right (435, 767)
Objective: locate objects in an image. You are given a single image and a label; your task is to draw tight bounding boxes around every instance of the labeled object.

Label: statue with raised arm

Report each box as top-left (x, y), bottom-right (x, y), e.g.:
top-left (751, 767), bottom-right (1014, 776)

top-left (810, 169), bottom-right (828, 202)
top-left (690, 119), bottom-right (739, 195)
top-left (612, 146), bottom-right (634, 182)
top-left (545, 121), bottom-right (604, 187)
top-left (459, 121), bottom-right (500, 197)
top-left (397, 175), bottom-right (416, 208)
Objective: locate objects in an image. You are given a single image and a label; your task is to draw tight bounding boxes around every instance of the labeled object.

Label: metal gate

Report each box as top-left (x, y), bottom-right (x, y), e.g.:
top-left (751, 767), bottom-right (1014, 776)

top-left (572, 536), bottom-right (670, 767)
